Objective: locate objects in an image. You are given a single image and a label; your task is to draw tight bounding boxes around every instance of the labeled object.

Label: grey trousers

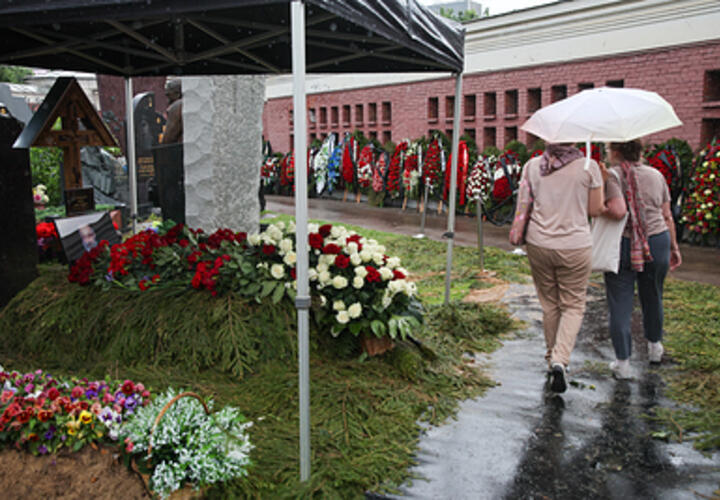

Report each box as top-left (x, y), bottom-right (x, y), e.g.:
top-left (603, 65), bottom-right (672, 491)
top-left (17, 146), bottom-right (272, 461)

top-left (604, 231), bottom-right (670, 360)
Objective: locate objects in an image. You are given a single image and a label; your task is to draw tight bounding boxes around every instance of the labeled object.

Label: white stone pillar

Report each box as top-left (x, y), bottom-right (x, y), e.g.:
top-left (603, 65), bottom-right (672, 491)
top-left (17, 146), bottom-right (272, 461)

top-left (183, 75), bottom-right (266, 233)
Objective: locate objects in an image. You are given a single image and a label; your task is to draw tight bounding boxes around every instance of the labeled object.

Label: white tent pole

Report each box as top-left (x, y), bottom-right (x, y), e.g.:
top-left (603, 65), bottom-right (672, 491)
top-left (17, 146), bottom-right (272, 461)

top-left (291, 0), bottom-right (311, 482)
top-left (124, 77), bottom-right (138, 234)
top-left (444, 73), bottom-right (463, 305)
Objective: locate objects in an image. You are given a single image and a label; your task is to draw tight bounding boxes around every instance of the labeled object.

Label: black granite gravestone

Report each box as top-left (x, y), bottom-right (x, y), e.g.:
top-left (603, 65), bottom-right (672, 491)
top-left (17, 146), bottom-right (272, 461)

top-left (132, 92), bottom-right (165, 216)
top-left (152, 143), bottom-right (185, 224)
top-left (0, 112), bottom-right (38, 308)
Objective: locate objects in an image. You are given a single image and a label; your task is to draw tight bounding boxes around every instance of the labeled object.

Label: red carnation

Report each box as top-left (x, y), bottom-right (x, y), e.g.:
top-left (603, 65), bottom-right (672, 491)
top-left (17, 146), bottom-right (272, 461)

top-left (319, 224), bottom-right (332, 237)
top-left (121, 380), bottom-right (135, 396)
top-left (365, 266), bottom-right (381, 283)
top-left (46, 387), bottom-right (60, 401)
top-left (335, 254), bottom-right (350, 269)
top-left (322, 243), bottom-right (342, 255)
top-left (309, 233), bottom-right (324, 249)
top-left (262, 244), bottom-right (276, 255)
top-left (393, 269), bottom-right (406, 280)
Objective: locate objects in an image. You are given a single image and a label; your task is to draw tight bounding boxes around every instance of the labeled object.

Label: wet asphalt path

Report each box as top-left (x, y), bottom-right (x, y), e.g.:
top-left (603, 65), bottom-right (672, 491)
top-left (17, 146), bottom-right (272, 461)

top-left (394, 284), bottom-right (719, 500)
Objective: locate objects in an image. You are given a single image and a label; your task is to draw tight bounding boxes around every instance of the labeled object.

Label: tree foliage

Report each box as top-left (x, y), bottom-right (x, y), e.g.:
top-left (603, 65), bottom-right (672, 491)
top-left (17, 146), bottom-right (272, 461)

top-left (0, 65), bottom-right (32, 83)
top-left (438, 7), bottom-right (489, 22)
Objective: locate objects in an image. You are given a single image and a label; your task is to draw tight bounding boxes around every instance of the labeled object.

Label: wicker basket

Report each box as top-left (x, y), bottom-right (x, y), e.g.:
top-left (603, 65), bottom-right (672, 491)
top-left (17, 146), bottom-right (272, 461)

top-left (131, 392), bottom-right (210, 500)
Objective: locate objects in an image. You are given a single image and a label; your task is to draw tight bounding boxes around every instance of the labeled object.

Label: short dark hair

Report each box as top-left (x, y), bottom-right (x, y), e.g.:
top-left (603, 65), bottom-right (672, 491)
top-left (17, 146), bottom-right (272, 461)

top-left (610, 140), bottom-right (643, 162)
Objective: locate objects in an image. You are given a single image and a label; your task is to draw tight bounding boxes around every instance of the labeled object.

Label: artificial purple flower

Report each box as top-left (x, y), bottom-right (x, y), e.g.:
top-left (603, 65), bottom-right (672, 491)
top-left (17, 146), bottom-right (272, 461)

top-left (124, 395), bottom-right (138, 413)
top-left (38, 445), bottom-right (48, 455)
top-left (44, 428), bottom-right (55, 440)
top-left (100, 408), bottom-right (115, 424)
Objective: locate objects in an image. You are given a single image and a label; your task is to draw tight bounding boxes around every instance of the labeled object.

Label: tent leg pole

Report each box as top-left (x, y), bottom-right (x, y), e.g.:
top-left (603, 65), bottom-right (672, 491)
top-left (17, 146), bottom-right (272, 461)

top-left (444, 73), bottom-right (463, 305)
top-left (292, 0), bottom-right (311, 483)
top-left (125, 77), bottom-right (137, 235)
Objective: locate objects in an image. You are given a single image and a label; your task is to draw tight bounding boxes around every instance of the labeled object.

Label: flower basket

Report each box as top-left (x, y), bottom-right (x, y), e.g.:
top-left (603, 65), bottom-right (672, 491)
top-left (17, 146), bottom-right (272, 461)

top-left (359, 333), bottom-right (395, 357)
top-left (131, 392), bottom-right (210, 500)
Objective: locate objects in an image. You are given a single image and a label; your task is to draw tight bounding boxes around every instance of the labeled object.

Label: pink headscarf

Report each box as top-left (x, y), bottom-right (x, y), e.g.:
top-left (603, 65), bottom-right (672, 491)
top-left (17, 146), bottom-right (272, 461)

top-left (538, 144), bottom-right (583, 176)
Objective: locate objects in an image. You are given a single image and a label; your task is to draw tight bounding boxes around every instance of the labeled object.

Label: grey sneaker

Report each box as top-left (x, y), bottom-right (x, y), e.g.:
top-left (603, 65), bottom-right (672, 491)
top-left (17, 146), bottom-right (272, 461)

top-left (610, 359), bottom-right (632, 379)
top-left (648, 342), bottom-right (664, 364)
top-left (550, 363), bottom-right (567, 393)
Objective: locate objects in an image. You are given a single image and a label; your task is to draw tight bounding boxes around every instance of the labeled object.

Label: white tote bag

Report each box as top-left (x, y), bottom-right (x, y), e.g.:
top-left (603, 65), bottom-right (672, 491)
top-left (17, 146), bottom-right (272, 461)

top-left (591, 170), bottom-right (628, 273)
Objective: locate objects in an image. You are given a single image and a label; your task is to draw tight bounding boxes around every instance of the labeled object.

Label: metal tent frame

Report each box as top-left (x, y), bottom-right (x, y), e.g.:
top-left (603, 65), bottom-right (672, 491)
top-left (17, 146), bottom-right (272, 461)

top-left (1, 0), bottom-right (465, 480)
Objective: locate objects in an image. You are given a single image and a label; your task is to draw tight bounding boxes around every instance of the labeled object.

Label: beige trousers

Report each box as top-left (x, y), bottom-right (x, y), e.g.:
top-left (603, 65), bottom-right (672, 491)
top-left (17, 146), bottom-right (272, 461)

top-left (526, 244), bottom-right (592, 367)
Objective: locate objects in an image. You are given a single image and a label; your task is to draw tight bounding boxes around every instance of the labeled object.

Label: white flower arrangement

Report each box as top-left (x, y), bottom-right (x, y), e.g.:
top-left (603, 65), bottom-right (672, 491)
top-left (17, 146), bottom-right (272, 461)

top-left (244, 221), bottom-right (423, 341)
top-left (119, 389), bottom-right (253, 500)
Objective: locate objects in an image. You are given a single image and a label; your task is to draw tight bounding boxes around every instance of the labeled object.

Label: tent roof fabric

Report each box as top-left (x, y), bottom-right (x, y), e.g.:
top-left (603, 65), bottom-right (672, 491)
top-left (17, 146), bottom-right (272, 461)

top-left (0, 0), bottom-right (464, 76)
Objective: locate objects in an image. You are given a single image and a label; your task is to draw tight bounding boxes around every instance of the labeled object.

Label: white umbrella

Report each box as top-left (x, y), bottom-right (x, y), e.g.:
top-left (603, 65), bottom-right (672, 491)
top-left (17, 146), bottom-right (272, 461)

top-left (521, 87), bottom-right (682, 143)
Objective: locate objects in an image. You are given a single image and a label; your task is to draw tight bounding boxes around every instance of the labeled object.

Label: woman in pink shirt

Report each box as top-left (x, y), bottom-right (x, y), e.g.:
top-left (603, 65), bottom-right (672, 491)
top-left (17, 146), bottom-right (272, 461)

top-left (601, 140), bottom-right (682, 379)
top-left (517, 143), bottom-right (605, 393)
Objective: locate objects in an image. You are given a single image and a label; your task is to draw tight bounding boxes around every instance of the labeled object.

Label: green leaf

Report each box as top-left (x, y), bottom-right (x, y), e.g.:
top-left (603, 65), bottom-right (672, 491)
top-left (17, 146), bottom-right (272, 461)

top-left (260, 281), bottom-right (275, 298)
top-left (271, 283), bottom-right (285, 304)
top-left (388, 318), bottom-right (398, 339)
top-left (349, 322), bottom-right (362, 336)
top-left (370, 320), bottom-right (385, 337)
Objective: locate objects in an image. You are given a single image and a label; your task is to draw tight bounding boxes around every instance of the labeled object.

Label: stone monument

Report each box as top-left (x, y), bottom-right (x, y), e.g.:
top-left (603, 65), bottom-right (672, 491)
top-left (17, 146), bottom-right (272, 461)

top-left (152, 79), bottom-right (185, 223)
top-left (0, 111), bottom-right (37, 308)
top-left (183, 75), bottom-right (265, 233)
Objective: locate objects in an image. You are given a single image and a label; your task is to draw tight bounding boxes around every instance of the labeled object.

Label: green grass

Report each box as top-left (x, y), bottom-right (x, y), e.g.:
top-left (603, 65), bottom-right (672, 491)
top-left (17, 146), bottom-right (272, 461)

top-left (653, 278), bottom-right (720, 451)
top-left (0, 220), bottom-right (525, 498)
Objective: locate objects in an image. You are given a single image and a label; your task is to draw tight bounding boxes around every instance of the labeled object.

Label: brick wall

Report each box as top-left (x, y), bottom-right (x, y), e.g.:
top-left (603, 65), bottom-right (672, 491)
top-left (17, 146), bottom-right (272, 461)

top-left (264, 39), bottom-right (720, 153)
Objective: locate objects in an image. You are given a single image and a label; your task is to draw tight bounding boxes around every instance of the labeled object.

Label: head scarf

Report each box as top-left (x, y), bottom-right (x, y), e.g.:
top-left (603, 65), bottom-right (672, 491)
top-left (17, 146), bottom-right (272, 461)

top-left (538, 144), bottom-right (584, 176)
top-left (620, 161), bottom-right (653, 271)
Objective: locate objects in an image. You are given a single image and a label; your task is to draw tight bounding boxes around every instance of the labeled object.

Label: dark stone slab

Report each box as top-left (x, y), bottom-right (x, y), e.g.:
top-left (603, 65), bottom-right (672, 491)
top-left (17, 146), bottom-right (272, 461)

top-left (152, 143), bottom-right (185, 224)
top-left (0, 113), bottom-right (38, 308)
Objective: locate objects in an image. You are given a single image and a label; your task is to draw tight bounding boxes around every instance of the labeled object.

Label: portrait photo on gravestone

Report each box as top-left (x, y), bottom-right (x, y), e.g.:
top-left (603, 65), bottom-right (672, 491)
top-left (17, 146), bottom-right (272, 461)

top-left (54, 212), bottom-right (120, 264)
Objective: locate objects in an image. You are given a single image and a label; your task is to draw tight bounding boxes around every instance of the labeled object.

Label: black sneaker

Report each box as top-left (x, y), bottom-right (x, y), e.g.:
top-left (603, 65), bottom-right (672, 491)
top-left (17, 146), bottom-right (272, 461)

top-left (550, 363), bottom-right (567, 393)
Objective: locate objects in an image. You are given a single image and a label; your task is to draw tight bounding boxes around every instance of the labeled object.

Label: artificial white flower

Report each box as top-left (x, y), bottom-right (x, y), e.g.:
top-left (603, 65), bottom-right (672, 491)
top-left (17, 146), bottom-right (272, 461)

top-left (372, 253), bottom-right (385, 266)
top-left (379, 267), bottom-right (393, 281)
top-left (319, 295), bottom-right (327, 306)
top-left (354, 266), bottom-right (368, 279)
top-left (308, 223), bottom-right (319, 234)
top-left (319, 271), bottom-right (331, 284)
top-left (316, 262), bottom-right (329, 274)
top-left (308, 269), bottom-right (318, 281)
top-left (275, 221), bottom-right (286, 231)
top-left (330, 225), bottom-right (345, 238)
top-left (381, 291), bottom-right (393, 309)
top-left (388, 279), bottom-right (403, 294)
top-left (319, 254), bottom-right (335, 266)
top-left (332, 276), bottom-right (348, 289)
top-left (288, 221), bottom-right (296, 233)
top-left (386, 257), bottom-right (401, 269)
top-left (283, 252), bottom-right (297, 266)
top-left (279, 238), bottom-right (294, 254)
top-left (352, 276), bottom-right (364, 289)
top-left (333, 300), bottom-right (346, 311)
top-left (336, 310), bottom-right (350, 324)
top-left (346, 242), bottom-right (359, 254)
top-left (348, 302), bottom-right (362, 319)
top-left (267, 224), bottom-right (283, 242)
top-left (270, 264), bottom-right (285, 279)
top-left (350, 253), bottom-right (362, 266)
top-left (359, 249), bottom-right (373, 262)
top-left (248, 234), bottom-right (261, 246)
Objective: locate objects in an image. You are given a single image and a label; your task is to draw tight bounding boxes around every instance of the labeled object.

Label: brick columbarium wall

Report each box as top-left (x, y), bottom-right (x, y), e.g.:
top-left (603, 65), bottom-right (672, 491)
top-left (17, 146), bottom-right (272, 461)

top-left (264, 40), bottom-right (720, 153)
